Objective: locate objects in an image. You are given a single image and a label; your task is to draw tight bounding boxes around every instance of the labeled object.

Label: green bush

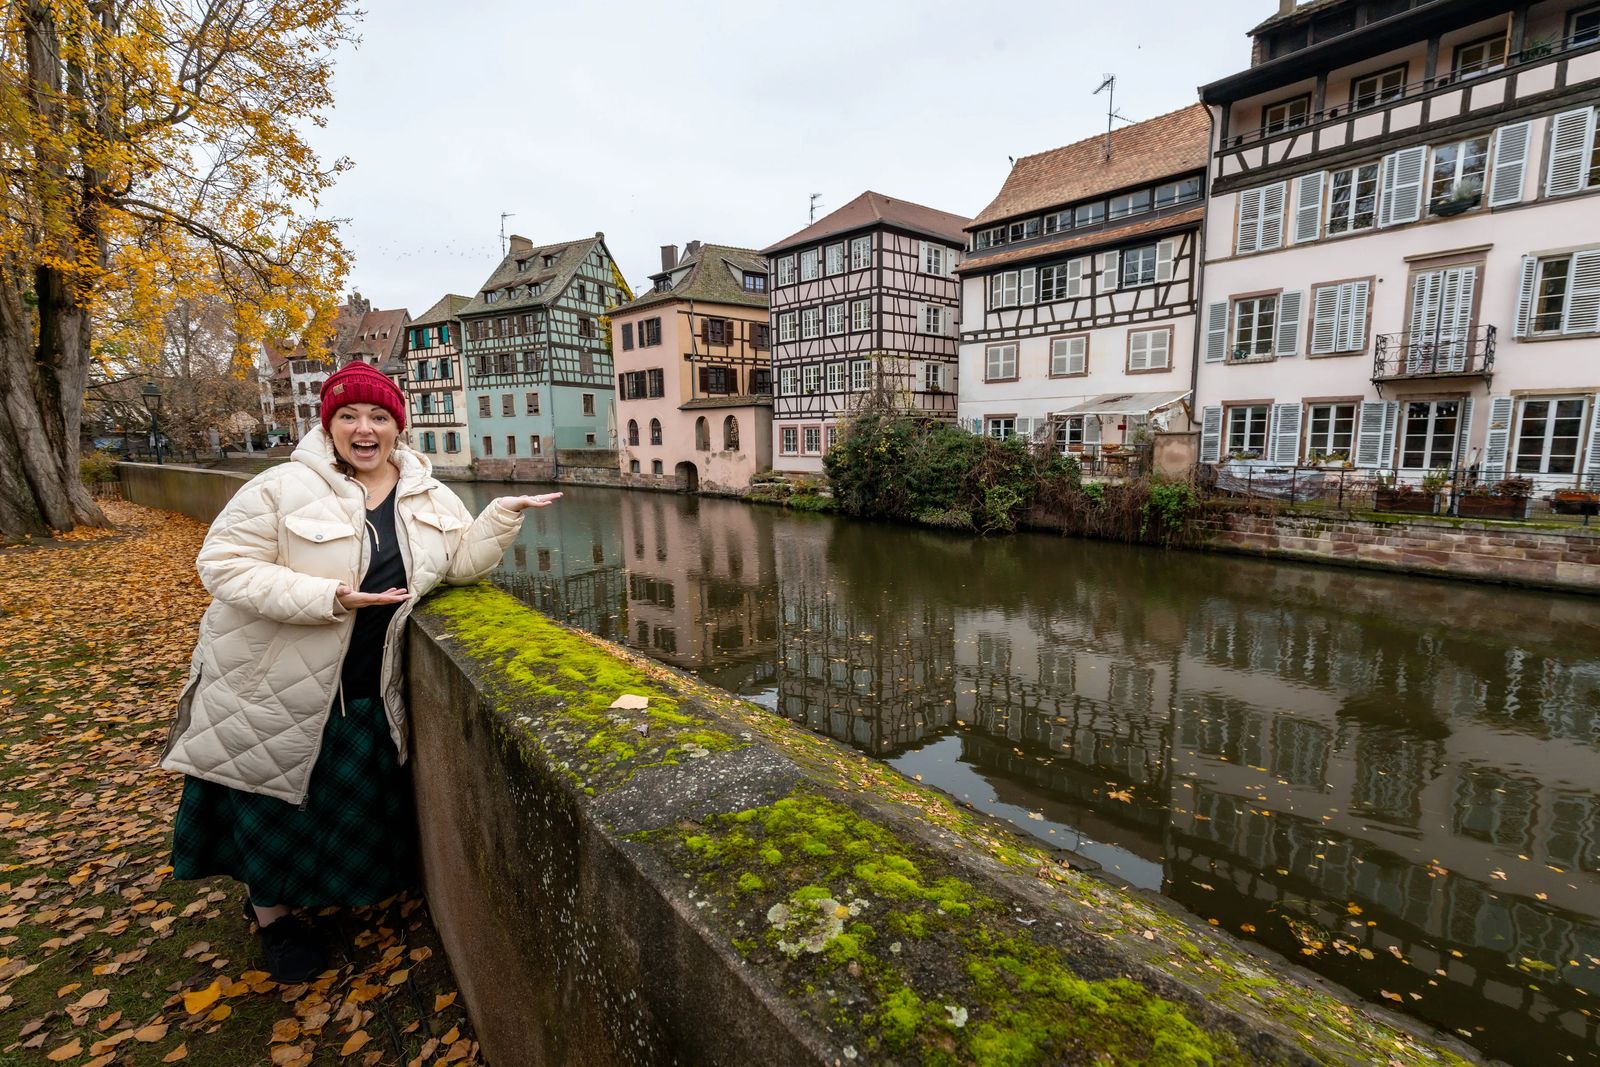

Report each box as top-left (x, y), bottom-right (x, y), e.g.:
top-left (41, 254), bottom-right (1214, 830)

top-left (80, 450), bottom-right (120, 485)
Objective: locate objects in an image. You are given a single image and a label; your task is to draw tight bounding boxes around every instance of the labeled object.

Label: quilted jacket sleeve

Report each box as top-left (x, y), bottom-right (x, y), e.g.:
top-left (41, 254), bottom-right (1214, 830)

top-left (196, 477), bottom-right (345, 625)
top-left (443, 494), bottom-right (522, 585)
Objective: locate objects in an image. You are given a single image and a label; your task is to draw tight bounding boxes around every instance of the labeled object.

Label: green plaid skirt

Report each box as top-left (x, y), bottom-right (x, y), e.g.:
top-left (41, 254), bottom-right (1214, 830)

top-left (170, 697), bottom-right (417, 908)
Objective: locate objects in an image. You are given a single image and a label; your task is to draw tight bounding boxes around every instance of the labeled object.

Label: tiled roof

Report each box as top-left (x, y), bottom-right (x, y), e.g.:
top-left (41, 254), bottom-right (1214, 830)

top-left (614, 245), bottom-right (770, 315)
top-left (456, 236), bottom-right (602, 318)
top-left (413, 294), bottom-right (471, 326)
top-left (969, 104), bottom-right (1210, 229)
top-left (955, 206), bottom-right (1205, 273)
top-left (761, 191), bottom-right (971, 254)
top-left (339, 308), bottom-right (411, 365)
top-left (1250, 0), bottom-right (1351, 34)
top-left (679, 395), bottom-right (773, 411)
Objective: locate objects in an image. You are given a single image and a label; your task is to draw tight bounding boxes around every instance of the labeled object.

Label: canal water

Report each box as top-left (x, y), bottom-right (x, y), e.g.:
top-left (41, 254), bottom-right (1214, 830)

top-left (453, 483), bottom-right (1600, 1065)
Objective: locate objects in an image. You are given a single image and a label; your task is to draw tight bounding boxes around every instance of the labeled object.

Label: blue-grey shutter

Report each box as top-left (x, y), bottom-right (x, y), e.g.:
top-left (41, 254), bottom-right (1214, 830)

top-left (1481, 395), bottom-right (1515, 482)
top-left (1205, 302), bottom-right (1230, 362)
top-left (1275, 290), bottom-right (1304, 357)
top-left (1270, 402), bottom-right (1303, 464)
top-left (1200, 406), bottom-right (1224, 464)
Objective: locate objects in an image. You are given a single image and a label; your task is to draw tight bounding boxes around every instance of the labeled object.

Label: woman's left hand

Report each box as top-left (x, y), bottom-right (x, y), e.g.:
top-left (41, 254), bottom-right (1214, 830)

top-left (495, 492), bottom-right (563, 513)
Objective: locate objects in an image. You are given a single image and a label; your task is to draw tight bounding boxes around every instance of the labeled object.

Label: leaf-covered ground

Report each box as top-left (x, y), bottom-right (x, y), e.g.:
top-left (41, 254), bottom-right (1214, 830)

top-left (0, 501), bottom-right (483, 1067)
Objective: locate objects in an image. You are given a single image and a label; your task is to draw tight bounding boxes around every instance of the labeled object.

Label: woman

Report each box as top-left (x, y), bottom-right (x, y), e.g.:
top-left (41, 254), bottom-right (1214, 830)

top-left (162, 360), bottom-right (558, 981)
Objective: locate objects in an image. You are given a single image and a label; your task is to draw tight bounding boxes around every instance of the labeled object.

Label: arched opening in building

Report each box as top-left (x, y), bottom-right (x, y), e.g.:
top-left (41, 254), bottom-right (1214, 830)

top-left (675, 461), bottom-right (699, 494)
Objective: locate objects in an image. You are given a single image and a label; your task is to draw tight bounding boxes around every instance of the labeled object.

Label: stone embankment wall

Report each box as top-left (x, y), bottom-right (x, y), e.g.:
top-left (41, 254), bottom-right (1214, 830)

top-left (453, 449), bottom-right (623, 487)
top-left (118, 463), bottom-right (249, 524)
top-left (406, 584), bottom-right (1477, 1067)
top-left (1198, 509), bottom-right (1600, 593)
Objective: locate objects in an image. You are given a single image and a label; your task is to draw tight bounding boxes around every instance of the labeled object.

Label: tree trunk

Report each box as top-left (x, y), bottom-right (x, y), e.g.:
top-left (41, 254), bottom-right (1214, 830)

top-left (0, 270), bottom-right (107, 539)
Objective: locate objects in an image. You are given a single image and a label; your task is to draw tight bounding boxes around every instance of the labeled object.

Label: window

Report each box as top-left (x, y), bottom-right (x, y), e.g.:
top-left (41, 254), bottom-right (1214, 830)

top-left (985, 343), bottom-right (1017, 381)
top-left (850, 359), bottom-right (872, 392)
top-left (640, 318), bottom-right (662, 346)
top-left (534, 436), bottom-right (545, 454)
top-left (578, 317), bottom-right (595, 339)
top-left (481, 435), bottom-right (493, 456)
top-left (1262, 95), bottom-right (1310, 134)
top-left (801, 365), bottom-right (821, 393)
top-left (478, 395), bottom-right (491, 418)
top-left (485, 290), bottom-right (500, 305)
top-left (850, 299), bottom-right (871, 332)
top-left (1074, 202), bottom-right (1105, 228)
top-left (825, 304), bottom-right (846, 335)
top-left (621, 323), bottom-right (634, 350)
top-left (1306, 403), bottom-right (1356, 457)
top-left (1572, 5), bottom-right (1600, 45)
top-left (825, 362), bottom-right (846, 392)
top-left (1155, 177), bottom-right (1203, 208)
top-left (1236, 182), bottom-right (1287, 253)
top-left (752, 368), bottom-right (772, 395)
top-left (1056, 417), bottom-right (1085, 451)
top-left (506, 435), bottom-right (517, 456)
top-left (1309, 280), bottom-right (1372, 354)
top-left (575, 282), bottom-right (587, 303)
top-left (582, 393), bottom-right (596, 416)
top-left (1121, 244), bottom-right (1158, 287)
top-left (445, 432), bottom-right (459, 453)
top-left (1429, 137), bottom-right (1489, 207)
top-left (985, 417), bottom-right (1016, 440)
top-left (647, 368), bottom-right (664, 397)
top-left (922, 244), bottom-right (946, 274)
top-left (629, 459), bottom-right (640, 473)
top-left (497, 317), bottom-right (508, 336)
top-left (724, 416), bottom-right (740, 451)
top-left (1351, 65), bottom-right (1406, 111)
top-left (1050, 336), bottom-right (1087, 376)
top-left (650, 418), bottom-right (662, 445)
top-left (776, 255), bottom-right (796, 286)
top-left (627, 419), bottom-right (639, 446)
top-left (1127, 329), bottom-right (1171, 371)
top-left (699, 366), bottom-right (734, 394)
top-left (1400, 399), bottom-right (1460, 469)
top-left (420, 431), bottom-right (436, 453)
top-left (695, 417), bottom-right (709, 451)
top-left (501, 393), bottom-right (514, 417)
top-left (1042, 210), bottom-right (1073, 234)
top-left (800, 249), bottom-right (819, 281)
top-left (780, 426), bottom-right (798, 455)
top-left (988, 271), bottom-right (1020, 308)
top-left (850, 235), bottom-right (872, 270)
top-left (800, 307), bottom-right (822, 339)
top-left (824, 243), bottom-right (845, 275)
top-left (1232, 296), bottom-right (1279, 357)
top-left (973, 226), bottom-right (1005, 250)
top-left (651, 459), bottom-right (663, 475)
top-left (1533, 256), bottom-right (1573, 334)
top-left (1226, 405), bottom-right (1269, 456)
top-left (921, 305), bottom-right (945, 334)
top-left (1109, 189), bottom-right (1152, 219)
top-left (778, 312), bottom-right (797, 342)
top-left (1039, 258), bottom-right (1088, 301)
top-left (753, 324), bottom-right (771, 350)
top-left (1546, 106), bottom-right (1600, 196)
top-left (1326, 163), bottom-right (1380, 235)
top-left (1451, 34), bottom-right (1506, 79)
top-left (743, 272), bottom-right (766, 292)
top-left (619, 371), bottom-right (645, 400)
top-left (1514, 397), bottom-right (1587, 474)
top-left (704, 318), bottom-right (732, 345)
top-left (1008, 219), bottom-right (1041, 242)
top-left (525, 391), bottom-right (540, 415)
top-left (803, 426), bottom-right (821, 454)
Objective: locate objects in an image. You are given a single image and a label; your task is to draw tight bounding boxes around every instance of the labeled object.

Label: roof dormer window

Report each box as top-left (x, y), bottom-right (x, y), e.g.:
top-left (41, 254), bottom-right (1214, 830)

top-left (543, 254), bottom-right (556, 267)
top-left (516, 259), bottom-right (528, 272)
top-left (485, 290), bottom-right (500, 304)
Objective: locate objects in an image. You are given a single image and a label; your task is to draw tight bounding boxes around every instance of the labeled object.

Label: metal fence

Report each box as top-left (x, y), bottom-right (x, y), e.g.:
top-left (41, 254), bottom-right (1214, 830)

top-left (1199, 461), bottom-right (1598, 525)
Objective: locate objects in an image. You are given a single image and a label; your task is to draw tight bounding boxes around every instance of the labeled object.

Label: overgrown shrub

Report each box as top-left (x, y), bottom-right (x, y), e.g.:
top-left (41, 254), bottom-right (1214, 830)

top-left (79, 450), bottom-right (119, 485)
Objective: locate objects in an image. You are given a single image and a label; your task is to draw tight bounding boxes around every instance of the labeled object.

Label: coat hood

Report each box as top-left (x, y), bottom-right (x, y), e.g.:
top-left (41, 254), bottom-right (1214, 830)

top-left (292, 427), bottom-right (436, 497)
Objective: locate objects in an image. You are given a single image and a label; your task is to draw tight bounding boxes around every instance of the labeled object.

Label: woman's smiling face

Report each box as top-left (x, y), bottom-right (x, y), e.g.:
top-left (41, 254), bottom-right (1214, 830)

top-left (329, 403), bottom-right (399, 473)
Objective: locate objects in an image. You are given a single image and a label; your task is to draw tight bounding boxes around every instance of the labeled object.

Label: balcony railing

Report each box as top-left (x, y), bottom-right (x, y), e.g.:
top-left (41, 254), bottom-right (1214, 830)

top-left (1373, 325), bottom-right (1495, 380)
top-left (1223, 30), bottom-right (1599, 151)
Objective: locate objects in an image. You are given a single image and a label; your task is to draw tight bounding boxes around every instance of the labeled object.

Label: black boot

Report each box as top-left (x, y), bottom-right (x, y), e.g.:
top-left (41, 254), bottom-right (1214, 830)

top-left (258, 915), bottom-right (326, 984)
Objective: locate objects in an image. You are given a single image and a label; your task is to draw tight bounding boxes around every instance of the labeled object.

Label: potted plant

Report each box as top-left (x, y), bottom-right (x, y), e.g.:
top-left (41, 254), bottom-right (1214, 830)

top-left (1432, 177), bottom-right (1482, 217)
top-left (1552, 488), bottom-right (1600, 515)
top-left (1457, 476), bottom-right (1533, 519)
top-left (1374, 469), bottom-right (1446, 514)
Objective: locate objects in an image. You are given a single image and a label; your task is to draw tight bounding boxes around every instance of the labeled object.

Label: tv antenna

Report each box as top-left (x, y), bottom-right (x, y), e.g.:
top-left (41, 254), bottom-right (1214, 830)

top-left (499, 212), bottom-right (516, 256)
top-left (809, 193), bottom-right (823, 223)
top-left (1093, 75), bottom-right (1131, 161)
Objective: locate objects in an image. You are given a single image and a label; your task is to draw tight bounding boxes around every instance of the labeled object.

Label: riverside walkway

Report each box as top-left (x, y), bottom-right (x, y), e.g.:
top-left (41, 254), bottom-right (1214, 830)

top-left (0, 501), bottom-right (482, 1067)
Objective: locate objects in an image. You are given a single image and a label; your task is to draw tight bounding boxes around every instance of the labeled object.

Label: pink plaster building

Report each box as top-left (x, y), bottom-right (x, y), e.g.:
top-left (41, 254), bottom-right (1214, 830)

top-left (1197, 0), bottom-right (1600, 494)
top-left (611, 242), bottom-right (773, 494)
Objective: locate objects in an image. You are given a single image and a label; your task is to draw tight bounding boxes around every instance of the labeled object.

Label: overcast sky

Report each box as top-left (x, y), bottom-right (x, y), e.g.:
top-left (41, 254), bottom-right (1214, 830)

top-left (304, 0), bottom-right (1273, 316)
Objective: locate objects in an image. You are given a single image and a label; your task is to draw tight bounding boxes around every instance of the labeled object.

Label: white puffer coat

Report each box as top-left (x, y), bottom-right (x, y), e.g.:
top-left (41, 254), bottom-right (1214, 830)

top-left (160, 429), bottom-right (522, 804)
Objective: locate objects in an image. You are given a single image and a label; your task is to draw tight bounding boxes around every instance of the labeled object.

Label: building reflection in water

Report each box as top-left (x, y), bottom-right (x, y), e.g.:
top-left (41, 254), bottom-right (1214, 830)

top-left (456, 483), bottom-right (1600, 1064)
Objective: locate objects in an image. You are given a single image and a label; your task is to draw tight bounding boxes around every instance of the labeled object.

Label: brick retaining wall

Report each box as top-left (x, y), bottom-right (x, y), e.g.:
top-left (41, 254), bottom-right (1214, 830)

top-left (1199, 509), bottom-right (1600, 593)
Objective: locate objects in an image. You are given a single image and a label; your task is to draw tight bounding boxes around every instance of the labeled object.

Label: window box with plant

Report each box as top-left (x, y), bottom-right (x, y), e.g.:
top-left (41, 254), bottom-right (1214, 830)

top-left (1307, 450), bottom-right (1352, 468)
top-left (1551, 488), bottom-right (1600, 515)
top-left (1431, 177), bottom-right (1482, 217)
top-left (1457, 477), bottom-right (1533, 519)
top-left (1373, 468), bottom-right (1448, 514)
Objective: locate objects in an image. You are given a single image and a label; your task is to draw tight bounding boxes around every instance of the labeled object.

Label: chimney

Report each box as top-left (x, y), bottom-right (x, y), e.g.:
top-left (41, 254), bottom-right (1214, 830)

top-left (508, 234), bottom-right (533, 254)
top-left (660, 244), bottom-right (678, 271)
top-left (1278, 0), bottom-right (1296, 14)
top-left (685, 240), bottom-right (702, 259)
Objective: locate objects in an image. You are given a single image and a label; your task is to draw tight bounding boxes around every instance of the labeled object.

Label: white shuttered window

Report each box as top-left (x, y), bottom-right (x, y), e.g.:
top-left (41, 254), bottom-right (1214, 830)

top-left (1128, 329), bottom-right (1171, 371)
top-left (1050, 336), bottom-right (1087, 376)
top-left (1309, 280), bottom-right (1371, 355)
top-left (1546, 107), bottom-right (1598, 197)
top-left (1235, 182), bottom-right (1287, 254)
top-left (1379, 145), bottom-right (1428, 226)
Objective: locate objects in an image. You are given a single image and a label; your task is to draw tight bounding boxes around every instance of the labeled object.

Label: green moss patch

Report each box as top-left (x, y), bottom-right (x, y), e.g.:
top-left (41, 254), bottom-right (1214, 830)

top-left (420, 585), bottom-right (740, 792)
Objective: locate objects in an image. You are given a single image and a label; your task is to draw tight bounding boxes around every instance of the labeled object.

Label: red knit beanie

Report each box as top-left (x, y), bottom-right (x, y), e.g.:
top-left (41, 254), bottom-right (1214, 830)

top-left (320, 361), bottom-right (407, 432)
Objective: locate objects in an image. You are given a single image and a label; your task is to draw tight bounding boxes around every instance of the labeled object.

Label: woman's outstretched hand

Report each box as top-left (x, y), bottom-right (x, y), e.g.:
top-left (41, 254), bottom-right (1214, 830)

top-left (495, 492), bottom-right (563, 513)
top-left (336, 585), bottom-right (410, 610)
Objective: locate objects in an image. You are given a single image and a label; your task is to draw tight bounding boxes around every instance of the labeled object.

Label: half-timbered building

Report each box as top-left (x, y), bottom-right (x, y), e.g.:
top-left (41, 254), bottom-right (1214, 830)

top-left (1197, 0), bottom-right (1600, 493)
top-left (957, 105), bottom-right (1209, 453)
top-left (404, 294), bottom-right (470, 475)
top-left (761, 191), bottom-right (970, 473)
top-left (611, 242), bottom-right (773, 494)
top-left (456, 233), bottom-right (631, 479)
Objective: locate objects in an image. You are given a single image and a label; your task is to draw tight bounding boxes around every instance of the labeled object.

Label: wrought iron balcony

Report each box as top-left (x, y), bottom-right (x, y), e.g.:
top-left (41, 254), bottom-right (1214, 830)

top-left (1373, 325), bottom-right (1495, 381)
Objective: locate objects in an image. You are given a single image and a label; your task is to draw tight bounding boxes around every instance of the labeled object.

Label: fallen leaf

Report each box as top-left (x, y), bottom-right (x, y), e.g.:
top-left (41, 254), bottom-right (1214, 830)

top-left (270, 1019), bottom-right (301, 1043)
top-left (433, 992), bottom-right (456, 1013)
top-left (163, 1042), bottom-right (189, 1062)
top-left (182, 981), bottom-right (220, 1015)
top-left (134, 1023), bottom-right (169, 1042)
top-left (340, 1030), bottom-right (371, 1056)
top-left (206, 1003), bottom-right (231, 1022)
top-left (47, 1039), bottom-right (83, 1061)
top-left (609, 694), bottom-right (648, 710)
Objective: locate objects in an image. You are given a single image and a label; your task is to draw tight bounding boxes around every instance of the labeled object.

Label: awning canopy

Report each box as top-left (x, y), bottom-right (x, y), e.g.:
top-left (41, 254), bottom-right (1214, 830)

top-left (1054, 390), bottom-right (1191, 418)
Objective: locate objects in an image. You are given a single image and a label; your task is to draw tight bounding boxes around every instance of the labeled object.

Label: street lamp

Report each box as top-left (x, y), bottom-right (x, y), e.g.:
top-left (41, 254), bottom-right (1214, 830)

top-left (141, 381), bottom-right (164, 465)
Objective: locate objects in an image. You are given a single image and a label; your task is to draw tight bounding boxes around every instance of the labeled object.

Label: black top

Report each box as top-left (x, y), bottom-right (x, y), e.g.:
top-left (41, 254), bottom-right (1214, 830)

top-left (339, 485), bottom-right (408, 700)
